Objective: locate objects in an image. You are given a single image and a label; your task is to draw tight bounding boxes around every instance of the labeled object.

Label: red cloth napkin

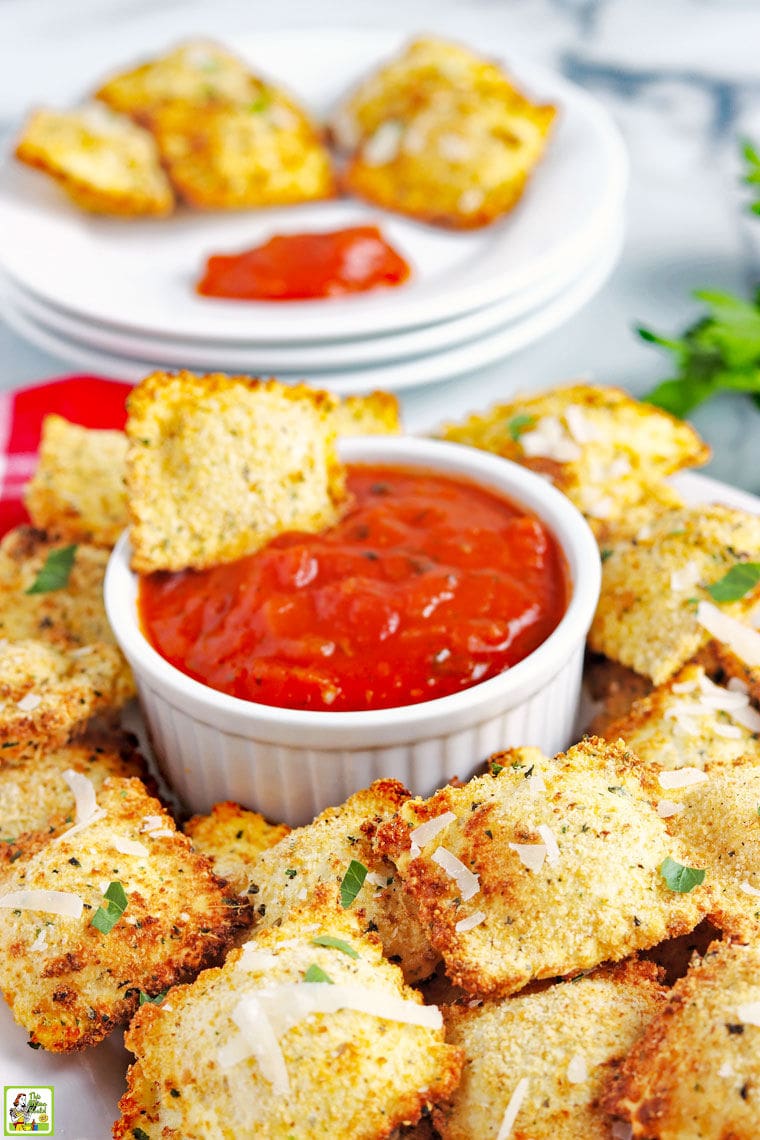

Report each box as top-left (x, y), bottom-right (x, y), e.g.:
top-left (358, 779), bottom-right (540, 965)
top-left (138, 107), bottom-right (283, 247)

top-left (0, 375), bottom-right (132, 537)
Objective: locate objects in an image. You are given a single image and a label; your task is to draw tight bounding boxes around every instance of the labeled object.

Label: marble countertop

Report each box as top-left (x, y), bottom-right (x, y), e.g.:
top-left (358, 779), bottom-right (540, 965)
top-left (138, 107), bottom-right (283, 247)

top-left (2, 0), bottom-right (759, 493)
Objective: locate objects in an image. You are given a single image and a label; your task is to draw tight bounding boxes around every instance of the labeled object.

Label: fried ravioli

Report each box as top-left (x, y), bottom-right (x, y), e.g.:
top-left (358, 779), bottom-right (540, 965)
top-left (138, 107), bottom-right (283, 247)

top-left (115, 899), bottom-right (462, 1140)
top-left (658, 764), bottom-right (760, 943)
top-left (15, 104), bottom-right (173, 217)
top-left (596, 662), bottom-right (760, 775)
top-left (0, 526), bottom-right (127, 649)
top-left (24, 416), bottom-right (129, 548)
top-left (335, 37), bottom-right (555, 229)
top-left (247, 780), bottom-right (439, 984)
top-left (374, 739), bottom-right (705, 997)
top-left (184, 802), bottom-right (290, 896)
top-left (438, 383), bottom-right (707, 535)
top-left (0, 725), bottom-right (146, 863)
top-left (589, 505), bottom-right (760, 684)
top-left (0, 640), bottom-right (133, 757)
top-left (0, 776), bottom-right (247, 1051)
top-left (150, 99), bottom-right (334, 210)
top-left (125, 372), bottom-right (347, 573)
top-left (603, 941), bottom-right (760, 1138)
top-left (436, 960), bottom-right (666, 1140)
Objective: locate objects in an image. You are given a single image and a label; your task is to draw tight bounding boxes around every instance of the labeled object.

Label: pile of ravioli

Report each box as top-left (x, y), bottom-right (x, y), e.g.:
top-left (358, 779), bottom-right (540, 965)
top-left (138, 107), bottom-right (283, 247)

top-left (14, 36), bottom-right (555, 229)
top-left (2, 374), bottom-right (760, 1139)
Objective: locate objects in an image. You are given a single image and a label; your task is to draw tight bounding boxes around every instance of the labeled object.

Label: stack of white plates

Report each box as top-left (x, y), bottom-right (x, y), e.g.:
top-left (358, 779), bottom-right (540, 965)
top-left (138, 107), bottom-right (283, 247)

top-left (0, 31), bottom-right (628, 393)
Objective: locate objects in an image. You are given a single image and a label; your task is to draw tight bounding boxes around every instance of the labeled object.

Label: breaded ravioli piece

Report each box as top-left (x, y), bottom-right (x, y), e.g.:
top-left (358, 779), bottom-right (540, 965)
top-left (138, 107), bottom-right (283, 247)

top-left (248, 780), bottom-right (439, 984)
top-left (15, 104), bottom-right (173, 217)
top-left (374, 739), bottom-right (705, 997)
top-left (94, 39), bottom-right (260, 122)
top-left (603, 941), bottom-right (760, 1138)
top-left (596, 662), bottom-right (760, 775)
top-left (589, 505), bottom-right (760, 684)
top-left (337, 37), bottom-right (554, 229)
top-left (438, 383), bottom-right (707, 535)
top-left (0, 725), bottom-right (146, 863)
top-left (436, 960), bottom-right (666, 1140)
top-left (0, 776), bottom-right (248, 1051)
top-left (0, 526), bottom-right (127, 651)
top-left (125, 372), bottom-right (347, 573)
top-left (184, 802), bottom-right (289, 896)
top-left (0, 640), bottom-right (133, 757)
top-left (150, 99), bottom-right (334, 210)
top-left (334, 37), bottom-right (555, 229)
top-left (115, 899), bottom-right (462, 1140)
top-left (331, 391), bottom-right (401, 437)
top-left (24, 416), bottom-right (129, 548)
top-left (657, 764), bottom-right (760, 943)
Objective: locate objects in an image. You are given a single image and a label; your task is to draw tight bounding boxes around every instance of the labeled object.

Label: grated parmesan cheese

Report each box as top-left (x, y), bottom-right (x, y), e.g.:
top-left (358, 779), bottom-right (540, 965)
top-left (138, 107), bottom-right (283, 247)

top-left (697, 602), bottom-right (760, 668)
top-left (737, 1001), bottom-right (760, 1026)
top-left (740, 881), bottom-right (760, 898)
top-left (455, 910), bottom-right (486, 933)
top-left (670, 561), bottom-right (700, 593)
top-left (112, 836), bottom-right (149, 857)
top-left (0, 888), bottom-right (83, 918)
top-left (410, 812), bottom-right (456, 849)
top-left (566, 1052), bottom-right (588, 1083)
top-left (508, 842), bottom-right (547, 872)
top-left (718, 1060), bottom-right (735, 1078)
top-left (527, 773), bottom-right (546, 796)
top-left (657, 800), bottom-right (686, 819)
top-left (536, 824), bottom-right (560, 866)
top-left (16, 692), bottom-right (41, 712)
top-left (658, 768), bottom-right (708, 790)
top-left (29, 928), bottom-right (49, 953)
top-left (363, 120), bottom-right (403, 166)
top-left (53, 769), bottom-right (105, 842)
top-left (519, 416), bottom-right (581, 463)
top-left (564, 405), bottom-right (598, 444)
top-left (431, 846), bottom-right (480, 900)
top-left (496, 1077), bottom-right (529, 1140)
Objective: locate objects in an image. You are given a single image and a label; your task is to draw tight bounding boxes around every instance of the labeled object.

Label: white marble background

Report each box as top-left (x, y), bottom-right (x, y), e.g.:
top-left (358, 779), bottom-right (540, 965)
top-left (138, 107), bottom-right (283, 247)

top-left (2, 0), bottom-right (759, 490)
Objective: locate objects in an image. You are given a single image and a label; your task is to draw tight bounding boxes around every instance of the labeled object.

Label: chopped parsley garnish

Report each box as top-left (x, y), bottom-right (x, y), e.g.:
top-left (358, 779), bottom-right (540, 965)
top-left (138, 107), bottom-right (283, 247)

top-left (285, 868), bottom-right (298, 879)
top-left (91, 880), bottom-right (128, 933)
top-left (138, 989), bottom-right (168, 1006)
top-left (132, 1129), bottom-right (150, 1140)
top-left (25, 544), bottom-right (77, 594)
top-left (507, 413), bottom-right (535, 441)
top-left (248, 91), bottom-right (271, 113)
top-left (706, 562), bottom-right (760, 603)
top-left (303, 963), bottom-right (333, 984)
top-left (310, 934), bottom-right (359, 959)
top-left (339, 859), bottom-right (368, 908)
top-left (490, 762), bottom-right (504, 776)
top-left (660, 856), bottom-right (706, 894)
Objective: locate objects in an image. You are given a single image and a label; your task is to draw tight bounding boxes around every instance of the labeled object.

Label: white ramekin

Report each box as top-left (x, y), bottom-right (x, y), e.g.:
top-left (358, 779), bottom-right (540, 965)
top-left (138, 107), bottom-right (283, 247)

top-left (105, 437), bottom-right (601, 825)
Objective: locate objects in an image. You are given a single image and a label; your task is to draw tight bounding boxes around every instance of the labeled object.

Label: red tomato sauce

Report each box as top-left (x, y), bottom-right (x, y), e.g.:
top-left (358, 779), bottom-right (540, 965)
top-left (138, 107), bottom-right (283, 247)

top-left (196, 225), bottom-right (411, 301)
top-left (139, 465), bottom-right (568, 712)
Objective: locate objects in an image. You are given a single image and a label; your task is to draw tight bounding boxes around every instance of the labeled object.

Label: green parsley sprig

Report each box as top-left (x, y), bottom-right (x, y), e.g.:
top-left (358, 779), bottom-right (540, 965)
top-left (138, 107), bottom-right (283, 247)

top-left (640, 289), bottom-right (760, 418)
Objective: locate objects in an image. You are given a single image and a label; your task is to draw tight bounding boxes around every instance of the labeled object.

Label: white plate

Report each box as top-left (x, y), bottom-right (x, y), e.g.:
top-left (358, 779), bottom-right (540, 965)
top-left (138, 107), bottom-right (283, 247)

top-left (1, 208), bottom-right (622, 371)
top-left (0, 466), bottom-right (755, 1139)
top-left (0, 222), bottom-right (624, 392)
top-left (0, 29), bottom-right (627, 344)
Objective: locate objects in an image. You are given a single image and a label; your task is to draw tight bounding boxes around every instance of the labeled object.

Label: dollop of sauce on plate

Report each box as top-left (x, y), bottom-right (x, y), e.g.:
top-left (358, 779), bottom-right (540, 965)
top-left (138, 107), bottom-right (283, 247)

top-left (139, 464), bottom-right (568, 712)
top-left (196, 224), bottom-right (411, 301)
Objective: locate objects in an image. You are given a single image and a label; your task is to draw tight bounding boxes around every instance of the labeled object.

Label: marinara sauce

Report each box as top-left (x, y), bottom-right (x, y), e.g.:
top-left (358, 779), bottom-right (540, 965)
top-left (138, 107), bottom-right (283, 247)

top-left (196, 225), bottom-right (410, 301)
top-left (139, 465), bottom-right (568, 712)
